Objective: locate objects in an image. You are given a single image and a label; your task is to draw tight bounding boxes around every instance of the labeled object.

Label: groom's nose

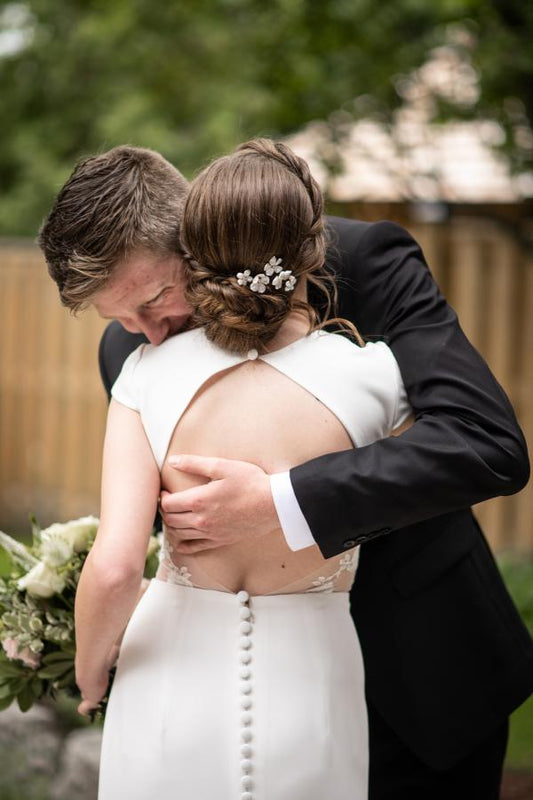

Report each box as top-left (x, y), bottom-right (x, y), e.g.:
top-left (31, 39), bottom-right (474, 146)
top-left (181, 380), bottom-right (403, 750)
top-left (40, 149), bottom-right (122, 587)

top-left (119, 316), bottom-right (168, 346)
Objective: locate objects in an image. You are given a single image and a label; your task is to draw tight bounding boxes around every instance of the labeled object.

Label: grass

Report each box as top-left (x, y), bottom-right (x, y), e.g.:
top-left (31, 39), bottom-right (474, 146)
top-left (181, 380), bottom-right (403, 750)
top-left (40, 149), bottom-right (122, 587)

top-left (508, 695), bottom-right (533, 769)
top-left (499, 555), bottom-right (533, 770)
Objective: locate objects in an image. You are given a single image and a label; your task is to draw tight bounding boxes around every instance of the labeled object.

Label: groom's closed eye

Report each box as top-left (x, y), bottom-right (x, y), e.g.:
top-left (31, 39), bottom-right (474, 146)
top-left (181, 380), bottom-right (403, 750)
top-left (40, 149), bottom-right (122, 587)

top-left (144, 293), bottom-right (164, 307)
top-left (143, 287), bottom-right (173, 307)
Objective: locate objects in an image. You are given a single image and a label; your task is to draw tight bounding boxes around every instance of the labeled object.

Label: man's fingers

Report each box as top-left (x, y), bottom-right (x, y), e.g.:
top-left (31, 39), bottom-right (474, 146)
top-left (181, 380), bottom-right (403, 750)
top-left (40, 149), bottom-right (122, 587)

top-left (173, 538), bottom-right (218, 554)
top-left (164, 524), bottom-right (208, 539)
top-left (160, 487), bottom-right (192, 514)
top-left (166, 454), bottom-right (231, 480)
top-left (159, 505), bottom-right (210, 533)
top-left (160, 485), bottom-right (215, 516)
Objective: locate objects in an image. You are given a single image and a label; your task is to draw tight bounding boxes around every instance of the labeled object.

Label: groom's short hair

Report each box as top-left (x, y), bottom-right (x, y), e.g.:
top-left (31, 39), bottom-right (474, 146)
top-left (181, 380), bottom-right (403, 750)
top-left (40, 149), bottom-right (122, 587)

top-left (38, 146), bottom-right (190, 312)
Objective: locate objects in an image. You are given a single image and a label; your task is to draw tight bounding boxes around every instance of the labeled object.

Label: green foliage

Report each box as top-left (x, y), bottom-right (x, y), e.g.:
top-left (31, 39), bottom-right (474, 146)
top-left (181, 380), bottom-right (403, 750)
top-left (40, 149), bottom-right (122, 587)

top-left (144, 547), bottom-right (160, 580)
top-left (0, 546), bottom-right (14, 578)
top-left (2, 0), bottom-right (531, 237)
top-left (498, 556), bottom-right (533, 769)
top-left (498, 555), bottom-right (533, 636)
top-left (0, 518), bottom-right (157, 714)
top-left (508, 694), bottom-right (533, 769)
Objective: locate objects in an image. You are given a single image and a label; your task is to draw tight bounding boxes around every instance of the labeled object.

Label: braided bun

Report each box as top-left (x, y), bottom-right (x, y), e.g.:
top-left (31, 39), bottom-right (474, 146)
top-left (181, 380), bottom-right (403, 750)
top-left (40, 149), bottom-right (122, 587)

top-left (181, 251), bottom-right (291, 354)
top-left (181, 139), bottom-right (327, 355)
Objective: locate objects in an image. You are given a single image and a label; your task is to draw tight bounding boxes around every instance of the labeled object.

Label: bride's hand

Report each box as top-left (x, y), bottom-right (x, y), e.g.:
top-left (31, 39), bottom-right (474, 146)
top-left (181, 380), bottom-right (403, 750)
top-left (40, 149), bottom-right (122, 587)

top-left (77, 686), bottom-right (107, 718)
top-left (76, 644), bottom-right (120, 717)
top-left (160, 455), bottom-right (280, 554)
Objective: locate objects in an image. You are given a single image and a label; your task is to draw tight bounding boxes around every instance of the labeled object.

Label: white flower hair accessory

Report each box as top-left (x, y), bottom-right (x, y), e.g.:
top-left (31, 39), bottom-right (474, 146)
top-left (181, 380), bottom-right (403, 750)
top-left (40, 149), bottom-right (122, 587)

top-left (272, 270), bottom-right (297, 291)
top-left (236, 269), bottom-right (253, 286)
top-left (263, 256), bottom-right (283, 276)
top-left (236, 257), bottom-right (296, 293)
top-left (250, 273), bottom-right (270, 293)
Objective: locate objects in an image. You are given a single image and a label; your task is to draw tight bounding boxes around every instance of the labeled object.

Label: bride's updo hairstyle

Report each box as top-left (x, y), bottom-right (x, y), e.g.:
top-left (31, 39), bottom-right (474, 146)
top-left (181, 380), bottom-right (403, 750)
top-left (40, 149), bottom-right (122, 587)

top-left (181, 138), bottom-right (354, 355)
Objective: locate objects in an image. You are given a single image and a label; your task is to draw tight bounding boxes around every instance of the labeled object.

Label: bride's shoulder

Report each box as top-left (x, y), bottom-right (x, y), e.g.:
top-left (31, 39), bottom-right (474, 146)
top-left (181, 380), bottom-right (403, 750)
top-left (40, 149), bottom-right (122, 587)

top-left (134, 326), bottom-right (245, 384)
top-left (139, 327), bottom-right (209, 362)
top-left (308, 331), bottom-right (403, 391)
top-left (311, 329), bottom-right (395, 362)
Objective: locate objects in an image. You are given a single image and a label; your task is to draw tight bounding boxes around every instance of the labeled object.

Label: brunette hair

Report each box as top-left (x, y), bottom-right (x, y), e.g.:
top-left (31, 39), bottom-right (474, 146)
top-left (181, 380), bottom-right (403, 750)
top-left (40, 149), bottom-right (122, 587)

top-left (38, 146), bottom-right (189, 312)
top-left (181, 139), bottom-right (361, 354)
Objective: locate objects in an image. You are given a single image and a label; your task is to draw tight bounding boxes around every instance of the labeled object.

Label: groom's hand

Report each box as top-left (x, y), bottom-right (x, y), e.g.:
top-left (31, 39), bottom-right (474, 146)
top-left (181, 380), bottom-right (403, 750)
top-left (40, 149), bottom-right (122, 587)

top-left (160, 455), bottom-right (280, 553)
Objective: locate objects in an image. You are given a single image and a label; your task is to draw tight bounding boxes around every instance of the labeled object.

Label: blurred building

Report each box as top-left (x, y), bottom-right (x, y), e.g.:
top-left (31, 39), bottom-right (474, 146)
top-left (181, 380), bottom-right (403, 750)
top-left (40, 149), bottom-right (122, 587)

top-left (287, 44), bottom-right (533, 228)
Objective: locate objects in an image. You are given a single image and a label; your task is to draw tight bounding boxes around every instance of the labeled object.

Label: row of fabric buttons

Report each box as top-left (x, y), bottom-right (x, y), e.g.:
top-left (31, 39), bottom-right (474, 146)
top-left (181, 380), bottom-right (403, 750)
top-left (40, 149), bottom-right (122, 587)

top-left (343, 526), bottom-right (392, 548)
top-left (238, 590), bottom-right (253, 800)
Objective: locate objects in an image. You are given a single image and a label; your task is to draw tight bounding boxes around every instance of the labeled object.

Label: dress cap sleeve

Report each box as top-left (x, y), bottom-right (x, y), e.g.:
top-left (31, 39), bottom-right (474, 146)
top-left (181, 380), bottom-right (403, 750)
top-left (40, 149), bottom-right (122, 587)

top-left (383, 344), bottom-right (411, 431)
top-left (110, 344), bottom-right (145, 411)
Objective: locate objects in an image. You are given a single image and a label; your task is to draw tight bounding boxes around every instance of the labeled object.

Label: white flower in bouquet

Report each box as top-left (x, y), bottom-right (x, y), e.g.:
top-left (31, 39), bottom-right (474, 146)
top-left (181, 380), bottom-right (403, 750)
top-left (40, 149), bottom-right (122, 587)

top-left (147, 532), bottom-right (163, 558)
top-left (40, 515), bottom-right (99, 561)
top-left (17, 562), bottom-right (66, 598)
top-left (40, 535), bottom-right (73, 568)
top-left (0, 516), bottom-right (161, 715)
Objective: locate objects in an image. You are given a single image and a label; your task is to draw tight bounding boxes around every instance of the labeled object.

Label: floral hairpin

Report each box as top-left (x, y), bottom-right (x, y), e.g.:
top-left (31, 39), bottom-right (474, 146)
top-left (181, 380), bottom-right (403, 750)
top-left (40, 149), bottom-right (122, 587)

top-left (236, 257), bottom-right (296, 293)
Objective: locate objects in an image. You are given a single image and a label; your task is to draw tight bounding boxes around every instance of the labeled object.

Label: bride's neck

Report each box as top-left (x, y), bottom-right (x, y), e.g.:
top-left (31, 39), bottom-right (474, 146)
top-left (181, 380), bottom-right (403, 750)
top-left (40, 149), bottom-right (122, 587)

top-left (263, 278), bottom-right (312, 352)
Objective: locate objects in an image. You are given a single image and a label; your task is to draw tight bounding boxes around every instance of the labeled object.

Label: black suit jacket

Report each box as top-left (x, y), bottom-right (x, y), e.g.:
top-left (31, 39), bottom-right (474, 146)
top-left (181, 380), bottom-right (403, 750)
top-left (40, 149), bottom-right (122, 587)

top-left (98, 217), bottom-right (533, 770)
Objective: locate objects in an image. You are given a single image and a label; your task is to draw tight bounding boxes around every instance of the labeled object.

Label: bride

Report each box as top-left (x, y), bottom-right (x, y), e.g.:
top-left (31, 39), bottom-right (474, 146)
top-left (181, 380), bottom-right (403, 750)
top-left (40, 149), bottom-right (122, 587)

top-left (74, 139), bottom-right (411, 799)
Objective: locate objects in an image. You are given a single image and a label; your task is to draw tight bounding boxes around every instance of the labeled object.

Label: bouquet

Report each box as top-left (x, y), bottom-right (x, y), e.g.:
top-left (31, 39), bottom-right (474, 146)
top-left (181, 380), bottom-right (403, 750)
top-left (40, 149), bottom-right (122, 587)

top-left (0, 516), bottom-right (160, 715)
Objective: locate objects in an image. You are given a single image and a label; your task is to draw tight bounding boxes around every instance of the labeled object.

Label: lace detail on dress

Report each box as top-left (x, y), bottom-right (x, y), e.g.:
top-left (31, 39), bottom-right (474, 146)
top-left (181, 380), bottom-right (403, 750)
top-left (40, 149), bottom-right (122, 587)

top-left (158, 536), bottom-right (193, 587)
top-left (156, 530), bottom-right (359, 595)
top-left (306, 550), bottom-right (359, 593)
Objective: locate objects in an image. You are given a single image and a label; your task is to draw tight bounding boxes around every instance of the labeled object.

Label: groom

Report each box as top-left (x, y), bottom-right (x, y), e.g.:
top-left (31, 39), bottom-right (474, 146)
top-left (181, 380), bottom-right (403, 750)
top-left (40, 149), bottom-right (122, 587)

top-left (40, 145), bottom-right (532, 799)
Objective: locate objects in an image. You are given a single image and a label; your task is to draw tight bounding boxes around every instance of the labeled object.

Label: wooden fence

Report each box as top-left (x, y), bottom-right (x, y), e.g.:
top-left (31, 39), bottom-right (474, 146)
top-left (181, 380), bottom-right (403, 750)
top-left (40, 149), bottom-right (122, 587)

top-left (0, 243), bottom-right (108, 532)
top-left (0, 219), bottom-right (532, 550)
top-left (412, 219), bottom-right (532, 552)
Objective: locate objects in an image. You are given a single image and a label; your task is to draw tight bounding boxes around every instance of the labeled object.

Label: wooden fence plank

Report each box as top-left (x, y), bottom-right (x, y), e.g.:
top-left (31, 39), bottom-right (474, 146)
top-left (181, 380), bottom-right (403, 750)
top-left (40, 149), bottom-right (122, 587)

top-left (514, 253), bottom-right (533, 551)
top-left (479, 229), bottom-right (519, 550)
top-left (409, 223), bottom-right (449, 293)
top-left (447, 220), bottom-right (487, 352)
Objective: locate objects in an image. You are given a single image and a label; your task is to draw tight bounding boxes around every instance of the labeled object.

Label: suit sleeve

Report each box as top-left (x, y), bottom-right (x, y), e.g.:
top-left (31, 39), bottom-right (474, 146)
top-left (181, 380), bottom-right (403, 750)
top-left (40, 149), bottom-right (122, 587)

top-left (98, 323), bottom-right (115, 399)
top-left (290, 221), bottom-right (530, 558)
top-left (98, 320), bottom-right (148, 400)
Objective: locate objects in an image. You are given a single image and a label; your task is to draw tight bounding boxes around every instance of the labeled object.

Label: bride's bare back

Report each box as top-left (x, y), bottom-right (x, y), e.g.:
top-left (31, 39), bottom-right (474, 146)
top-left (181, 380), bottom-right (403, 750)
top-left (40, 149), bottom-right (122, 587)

top-left (111, 321), bottom-right (409, 596)
top-left (160, 356), bottom-right (355, 595)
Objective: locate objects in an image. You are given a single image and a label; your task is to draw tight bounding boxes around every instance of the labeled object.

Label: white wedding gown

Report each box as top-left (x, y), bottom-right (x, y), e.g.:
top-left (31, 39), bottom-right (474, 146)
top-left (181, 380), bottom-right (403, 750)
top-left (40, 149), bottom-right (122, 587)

top-left (98, 327), bottom-right (410, 800)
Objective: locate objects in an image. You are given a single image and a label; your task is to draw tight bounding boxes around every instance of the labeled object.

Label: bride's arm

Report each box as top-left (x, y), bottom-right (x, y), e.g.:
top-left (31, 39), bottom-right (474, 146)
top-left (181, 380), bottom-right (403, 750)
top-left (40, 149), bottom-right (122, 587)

top-left (75, 399), bottom-right (159, 712)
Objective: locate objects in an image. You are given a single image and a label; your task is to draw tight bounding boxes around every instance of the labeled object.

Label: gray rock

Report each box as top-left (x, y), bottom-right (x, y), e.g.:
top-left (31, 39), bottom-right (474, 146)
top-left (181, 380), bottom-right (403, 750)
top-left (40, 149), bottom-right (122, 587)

top-left (0, 702), bottom-right (62, 798)
top-left (50, 727), bottom-right (102, 800)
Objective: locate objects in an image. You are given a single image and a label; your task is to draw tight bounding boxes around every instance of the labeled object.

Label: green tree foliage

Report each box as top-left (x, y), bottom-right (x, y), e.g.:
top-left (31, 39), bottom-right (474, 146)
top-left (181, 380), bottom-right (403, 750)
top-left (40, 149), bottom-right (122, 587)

top-left (460, 0), bottom-right (533, 173)
top-left (0, 0), bottom-right (532, 236)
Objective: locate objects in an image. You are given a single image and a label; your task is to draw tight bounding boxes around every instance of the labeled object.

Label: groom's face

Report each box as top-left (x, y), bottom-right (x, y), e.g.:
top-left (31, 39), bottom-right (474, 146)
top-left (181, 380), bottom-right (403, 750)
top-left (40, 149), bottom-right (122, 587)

top-left (92, 249), bottom-right (192, 345)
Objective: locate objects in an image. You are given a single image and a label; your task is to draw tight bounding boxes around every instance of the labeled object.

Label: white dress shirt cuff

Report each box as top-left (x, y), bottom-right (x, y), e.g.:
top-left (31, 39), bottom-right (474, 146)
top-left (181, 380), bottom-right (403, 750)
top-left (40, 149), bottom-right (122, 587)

top-left (269, 471), bottom-right (317, 551)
